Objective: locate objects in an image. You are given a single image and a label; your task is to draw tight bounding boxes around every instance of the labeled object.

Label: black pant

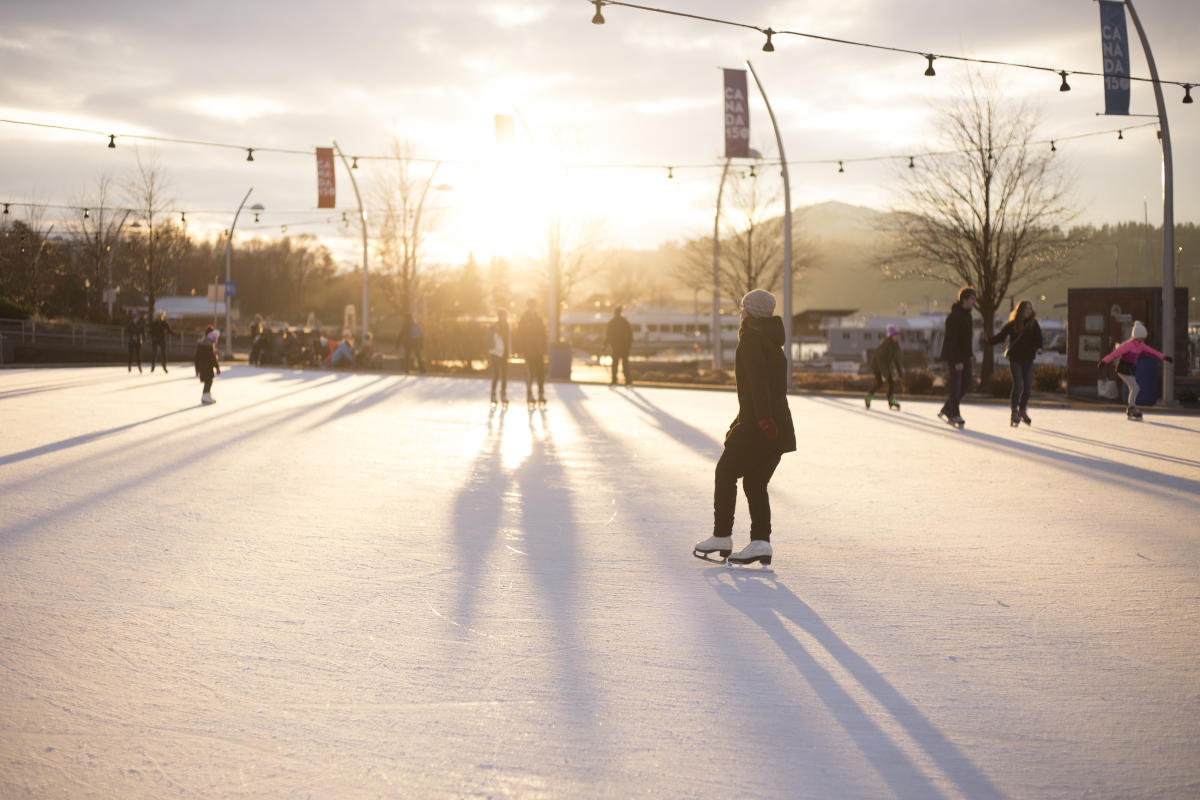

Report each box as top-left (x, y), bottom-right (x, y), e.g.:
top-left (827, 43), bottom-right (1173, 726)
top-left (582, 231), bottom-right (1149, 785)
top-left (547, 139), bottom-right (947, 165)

top-left (713, 439), bottom-right (782, 542)
top-left (199, 370), bottom-right (214, 393)
top-left (940, 362), bottom-right (970, 418)
top-left (1009, 359), bottom-right (1034, 417)
top-left (150, 340), bottom-right (167, 371)
top-left (128, 342), bottom-right (142, 371)
top-left (869, 366), bottom-right (895, 400)
top-left (525, 353), bottom-right (545, 400)
top-left (489, 355), bottom-right (507, 400)
top-left (406, 342), bottom-right (425, 373)
top-left (611, 351), bottom-right (631, 385)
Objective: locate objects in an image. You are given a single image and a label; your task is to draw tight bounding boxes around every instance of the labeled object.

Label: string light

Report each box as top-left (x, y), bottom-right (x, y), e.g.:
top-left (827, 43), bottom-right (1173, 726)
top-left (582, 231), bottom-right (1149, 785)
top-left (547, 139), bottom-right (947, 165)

top-left (351, 156), bottom-right (359, 169)
top-left (281, 225), bottom-right (287, 233)
top-left (1118, 129), bottom-right (1124, 140)
top-left (924, 54), bottom-right (936, 77)
top-left (83, 208), bottom-right (90, 219)
top-left (591, 0), bottom-right (604, 24)
top-left (254, 212), bottom-right (260, 223)
top-left (1050, 140), bottom-right (1057, 152)
top-left (180, 211), bottom-right (186, 223)
top-left (107, 134), bottom-right (116, 149)
top-left (667, 166), bottom-right (674, 179)
top-left (908, 156), bottom-right (915, 169)
top-left (246, 148), bottom-right (255, 162)
top-left (4, 203), bottom-right (9, 214)
top-left (762, 28), bottom-right (775, 52)
top-left (1185, 84), bottom-right (1194, 104)
top-left (837, 161), bottom-right (844, 173)
top-left (1058, 71), bottom-right (1071, 92)
top-left (748, 164), bottom-right (756, 178)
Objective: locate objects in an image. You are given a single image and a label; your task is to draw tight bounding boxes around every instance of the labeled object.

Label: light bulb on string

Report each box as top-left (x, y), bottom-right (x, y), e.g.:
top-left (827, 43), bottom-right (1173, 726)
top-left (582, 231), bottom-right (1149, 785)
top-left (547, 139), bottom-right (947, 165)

top-left (908, 156), bottom-right (915, 169)
top-left (1058, 71), bottom-right (1071, 92)
top-left (281, 225), bottom-right (287, 234)
top-left (924, 54), bottom-right (936, 77)
top-left (761, 28), bottom-right (775, 52)
top-left (1118, 129), bottom-right (1124, 140)
top-left (591, 0), bottom-right (604, 24)
top-left (1184, 84), bottom-right (1194, 104)
top-left (246, 148), bottom-right (255, 162)
top-left (180, 212), bottom-right (186, 224)
top-left (351, 156), bottom-right (359, 169)
top-left (837, 161), bottom-right (844, 173)
top-left (254, 212), bottom-right (260, 223)
top-left (1050, 140), bottom-right (1057, 152)
top-left (667, 166), bottom-right (674, 179)
top-left (83, 208), bottom-right (90, 219)
top-left (107, 134), bottom-right (116, 149)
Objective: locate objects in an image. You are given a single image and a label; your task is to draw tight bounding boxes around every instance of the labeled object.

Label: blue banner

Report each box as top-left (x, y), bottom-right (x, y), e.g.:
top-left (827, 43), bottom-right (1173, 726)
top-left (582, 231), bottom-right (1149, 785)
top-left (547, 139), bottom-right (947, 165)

top-left (723, 69), bottom-right (750, 159)
top-left (1099, 0), bottom-right (1130, 115)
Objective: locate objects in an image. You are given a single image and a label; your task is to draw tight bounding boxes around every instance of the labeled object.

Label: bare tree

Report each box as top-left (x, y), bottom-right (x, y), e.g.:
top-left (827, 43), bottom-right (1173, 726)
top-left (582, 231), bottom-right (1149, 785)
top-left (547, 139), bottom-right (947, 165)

top-left (540, 214), bottom-right (606, 340)
top-left (124, 151), bottom-right (175, 319)
top-left (372, 138), bottom-right (444, 319)
top-left (880, 74), bottom-right (1080, 380)
top-left (72, 174), bottom-right (129, 320)
top-left (0, 203), bottom-right (56, 315)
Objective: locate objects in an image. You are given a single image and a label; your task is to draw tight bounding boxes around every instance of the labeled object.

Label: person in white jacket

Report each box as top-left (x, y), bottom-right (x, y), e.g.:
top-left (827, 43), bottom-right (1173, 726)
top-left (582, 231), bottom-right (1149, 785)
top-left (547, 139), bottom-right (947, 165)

top-left (488, 309), bottom-right (510, 406)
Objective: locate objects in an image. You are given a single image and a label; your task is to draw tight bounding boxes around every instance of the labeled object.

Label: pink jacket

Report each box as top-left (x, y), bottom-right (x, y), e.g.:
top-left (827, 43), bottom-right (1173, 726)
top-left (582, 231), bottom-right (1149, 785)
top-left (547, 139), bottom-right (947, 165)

top-left (1101, 339), bottom-right (1166, 366)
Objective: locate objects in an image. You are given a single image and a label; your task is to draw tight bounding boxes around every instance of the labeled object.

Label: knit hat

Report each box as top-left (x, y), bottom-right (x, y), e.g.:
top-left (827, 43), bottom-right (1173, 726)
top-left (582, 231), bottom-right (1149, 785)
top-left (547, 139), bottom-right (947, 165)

top-left (1131, 320), bottom-right (1147, 340)
top-left (741, 289), bottom-right (776, 318)
top-left (206, 330), bottom-right (219, 343)
top-left (886, 324), bottom-right (900, 337)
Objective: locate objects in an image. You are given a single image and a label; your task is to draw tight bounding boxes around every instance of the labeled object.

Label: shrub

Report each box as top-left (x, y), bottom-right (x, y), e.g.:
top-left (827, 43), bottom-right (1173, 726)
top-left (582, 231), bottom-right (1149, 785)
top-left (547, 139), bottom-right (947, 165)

top-left (0, 297), bottom-right (33, 320)
top-left (902, 369), bottom-right (935, 395)
top-left (988, 369), bottom-right (1013, 398)
top-left (1034, 364), bottom-right (1065, 392)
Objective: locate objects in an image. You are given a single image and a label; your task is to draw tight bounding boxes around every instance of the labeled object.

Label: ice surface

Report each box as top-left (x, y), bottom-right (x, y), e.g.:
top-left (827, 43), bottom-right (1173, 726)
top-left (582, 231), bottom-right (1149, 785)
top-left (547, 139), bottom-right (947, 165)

top-left (1, 367), bottom-right (1197, 798)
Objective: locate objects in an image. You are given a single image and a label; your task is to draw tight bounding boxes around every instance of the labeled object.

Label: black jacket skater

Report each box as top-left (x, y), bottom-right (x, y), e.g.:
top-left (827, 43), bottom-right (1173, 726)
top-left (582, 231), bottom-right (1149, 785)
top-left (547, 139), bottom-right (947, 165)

top-left (984, 319), bottom-right (1043, 362)
top-left (193, 338), bottom-right (219, 379)
top-left (604, 314), bottom-right (633, 355)
top-left (939, 301), bottom-right (974, 365)
top-left (726, 315), bottom-right (797, 454)
top-left (871, 336), bottom-right (903, 377)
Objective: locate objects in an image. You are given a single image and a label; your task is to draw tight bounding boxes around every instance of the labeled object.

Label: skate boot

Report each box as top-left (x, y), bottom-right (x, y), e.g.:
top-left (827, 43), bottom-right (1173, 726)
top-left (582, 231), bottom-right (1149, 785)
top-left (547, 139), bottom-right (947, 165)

top-left (201, 392), bottom-right (216, 405)
top-left (1126, 406), bottom-right (1142, 420)
top-left (538, 395), bottom-right (547, 407)
top-left (1011, 414), bottom-right (1020, 427)
top-left (693, 536), bottom-right (732, 562)
top-left (727, 540), bottom-right (772, 567)
top-left (1020, 412), bottom-right (1031, 426)
top-left (951, 415), bottom-right (965, 428)
top-left (864, 395), bottom-right (872, 409)
top-left (888, 398), bottom-right (901, 411)
top-left (490, 392), bottom-right (497, 407)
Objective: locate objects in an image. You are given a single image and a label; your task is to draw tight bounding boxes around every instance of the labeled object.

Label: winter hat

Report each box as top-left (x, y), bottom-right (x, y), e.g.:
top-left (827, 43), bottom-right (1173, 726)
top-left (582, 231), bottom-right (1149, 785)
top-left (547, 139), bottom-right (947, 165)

top-left (741, 289), bottom-right (776, 318)
top-left (886, 324), bottom-right (900, 337)
top-left (206, 329), bottom-right (219, 343)
top-left (1131, 320), bottom-right (1147, 340)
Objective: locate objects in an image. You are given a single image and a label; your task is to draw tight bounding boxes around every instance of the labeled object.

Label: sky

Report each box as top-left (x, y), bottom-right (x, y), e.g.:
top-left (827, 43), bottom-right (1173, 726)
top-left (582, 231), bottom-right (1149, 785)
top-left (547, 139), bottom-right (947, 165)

top-left (1, 0), bottom-right (1198, 270)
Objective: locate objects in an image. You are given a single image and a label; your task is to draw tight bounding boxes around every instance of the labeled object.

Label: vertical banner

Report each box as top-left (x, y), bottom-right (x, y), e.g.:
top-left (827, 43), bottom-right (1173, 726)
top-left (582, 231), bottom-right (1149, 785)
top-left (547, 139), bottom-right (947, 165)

top-left (723, 68), bottom-right (750, 159)
top-left (1099, 0), bottom-right (1130, 116)
top-left (315, 147), bottom-right (336, 208)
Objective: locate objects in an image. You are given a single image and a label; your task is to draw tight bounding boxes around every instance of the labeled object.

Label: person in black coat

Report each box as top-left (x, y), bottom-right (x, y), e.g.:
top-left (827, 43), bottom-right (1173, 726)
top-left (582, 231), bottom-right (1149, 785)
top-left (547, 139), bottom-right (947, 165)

top-left (603, 305), bottom-right (634, 386)
top-left (983, 299), bottom-right (1044, 426)
top-left (865, 324), bottom-right (904, 410)
top-left (938, 286), bottom-right (977, 427)
top-left (516, 299), bottom-right (547, 406)
top-left (694, 289), bottom-right (796, 567)
top-left (148, 311), bottom-right (171, 373)
top-left (193, 328), bottom-right (221, 405)
top-left (125, 311), bottom-right (145, 373)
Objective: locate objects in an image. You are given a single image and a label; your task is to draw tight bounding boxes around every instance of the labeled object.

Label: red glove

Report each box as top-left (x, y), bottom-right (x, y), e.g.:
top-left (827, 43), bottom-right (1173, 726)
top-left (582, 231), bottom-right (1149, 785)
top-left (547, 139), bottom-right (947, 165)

top-left (758, 417), bottom-right (778, 440)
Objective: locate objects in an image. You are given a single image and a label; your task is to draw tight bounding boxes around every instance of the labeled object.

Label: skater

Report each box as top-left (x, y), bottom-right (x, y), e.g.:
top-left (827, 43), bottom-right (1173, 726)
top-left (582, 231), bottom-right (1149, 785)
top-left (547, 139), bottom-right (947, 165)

top-left (193, 328), bottom-right (221, 404)
top-left (937, 286), bottom-right (977, 428)
top-left (516, 298), bottom-right (547, 406)
top-left (694, 289), bottom-right (796, 567)
top-left (603, 305), bottom-right (634, 386)
top-left (982, 299), bottom-right (1044, 426)
top-left (148, 310), bottom-right (171, 373)
top-left (1098, 320), bottom-right (1173, 420)
top-left (248, 314), bottom-right (266, 366)
top-left (865, 324), bottom-right (904, 410)
top-left (488, 308), bottom-right (510, 406)
top-left (125, 311), bottom-right (145, 373)
top-left (397, 314), bottom-right (425, 373)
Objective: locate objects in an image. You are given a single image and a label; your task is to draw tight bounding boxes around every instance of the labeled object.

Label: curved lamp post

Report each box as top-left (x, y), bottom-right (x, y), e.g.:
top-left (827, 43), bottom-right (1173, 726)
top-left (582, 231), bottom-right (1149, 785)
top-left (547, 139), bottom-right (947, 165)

top-left (223, 187), bottom-right (257, 358)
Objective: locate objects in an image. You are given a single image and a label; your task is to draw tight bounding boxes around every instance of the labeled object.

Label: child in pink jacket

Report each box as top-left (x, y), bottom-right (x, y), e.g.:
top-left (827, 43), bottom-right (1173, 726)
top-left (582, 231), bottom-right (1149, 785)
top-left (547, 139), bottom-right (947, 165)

top-left (1098, 320), bottom-right (1173, 419)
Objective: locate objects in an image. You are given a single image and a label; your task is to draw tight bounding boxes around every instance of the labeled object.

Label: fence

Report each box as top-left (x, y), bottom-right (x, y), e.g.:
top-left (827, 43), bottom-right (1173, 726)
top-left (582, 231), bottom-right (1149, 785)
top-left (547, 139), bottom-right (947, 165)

top-left (0, 318), bottom-right (192, 365)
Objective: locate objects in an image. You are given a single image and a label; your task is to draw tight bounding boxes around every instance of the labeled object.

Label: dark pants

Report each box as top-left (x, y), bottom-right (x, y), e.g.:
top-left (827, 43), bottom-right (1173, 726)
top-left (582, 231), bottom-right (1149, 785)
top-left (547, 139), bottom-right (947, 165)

top-left (128, 342), bottom-right (142, 371)
top-left (489, 355), bottom-right (508, 400)
top-left (1009, 359), bottom-right (1034, 417)
top-left (713, 439), bottom-right (782, 542)
top-left (611, 351), bottom-right (632, 385)
top-left (525, 354), bottom-right (546, 400)
top-left (150, 340), bottom-right (167, 371)
top-left (869, 366), bottom-right (895, 400)
top-left (199, 370), bottom-right (214, 394)
top-left (940, 362), bottom-right (970, 418)
top-left (406, 342), bottom-right (425, 373)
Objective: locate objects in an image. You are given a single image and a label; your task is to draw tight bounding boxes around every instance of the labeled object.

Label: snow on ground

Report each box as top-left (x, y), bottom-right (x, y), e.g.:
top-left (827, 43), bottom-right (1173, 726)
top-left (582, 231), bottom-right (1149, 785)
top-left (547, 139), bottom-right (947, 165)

top-left (1, 366), bottom-right (1197, 799)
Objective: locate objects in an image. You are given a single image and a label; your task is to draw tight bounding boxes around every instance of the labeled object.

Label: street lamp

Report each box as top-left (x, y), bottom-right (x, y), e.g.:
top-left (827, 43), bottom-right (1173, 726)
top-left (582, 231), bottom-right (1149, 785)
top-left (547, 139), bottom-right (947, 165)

top-left (223, 188), bottom-right (258, 359)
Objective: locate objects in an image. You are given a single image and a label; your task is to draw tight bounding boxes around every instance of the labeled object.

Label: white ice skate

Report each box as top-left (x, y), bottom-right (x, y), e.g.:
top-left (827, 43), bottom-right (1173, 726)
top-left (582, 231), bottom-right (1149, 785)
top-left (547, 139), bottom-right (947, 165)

top-left (201, 392), bottom-right (216, 405)
top-left (693, 535), bottom-right (732, 562)
top-left (727, 540), bottom-right (772, 567)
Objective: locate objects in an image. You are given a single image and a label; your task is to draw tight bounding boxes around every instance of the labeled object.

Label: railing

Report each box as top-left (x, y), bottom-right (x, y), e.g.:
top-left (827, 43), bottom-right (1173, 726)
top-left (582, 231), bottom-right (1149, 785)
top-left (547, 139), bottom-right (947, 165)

top-left (0, 318), bottom-right (191, 350)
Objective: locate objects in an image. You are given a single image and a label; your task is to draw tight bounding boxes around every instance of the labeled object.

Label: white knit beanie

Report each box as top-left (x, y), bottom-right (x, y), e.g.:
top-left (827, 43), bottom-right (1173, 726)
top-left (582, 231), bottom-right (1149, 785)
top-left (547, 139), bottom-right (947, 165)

top-left (1131, 320), bottom-right (1147, 340)
top-left (741, 289), bottom-right (776, 318)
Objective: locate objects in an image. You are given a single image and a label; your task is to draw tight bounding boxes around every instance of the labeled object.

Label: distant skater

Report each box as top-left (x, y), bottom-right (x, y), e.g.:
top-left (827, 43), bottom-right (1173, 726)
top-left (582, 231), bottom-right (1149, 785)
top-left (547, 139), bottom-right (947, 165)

top-left (604, 305), bottom-right (634, 386)
top-left (148, 311), bottom-right (171, 373)
top-left (516, 298), bottom-right (547, 407)
top-left (125, 311), bottom-right (145, 373)
top-left (983, 300), bottom-right (1043, 427)
top-left (865, 324), bottom-right (904, 410)
top-left (488, 308), bottom-right (510, 407)
top-left (694, 289), bottom-right (795, 567)
top-left (1098, 320), bottom-right (1173, 420)
top-left (938, 287), bottom-right (977, 428)
top-left (193, 328), bottom-right (221, 405)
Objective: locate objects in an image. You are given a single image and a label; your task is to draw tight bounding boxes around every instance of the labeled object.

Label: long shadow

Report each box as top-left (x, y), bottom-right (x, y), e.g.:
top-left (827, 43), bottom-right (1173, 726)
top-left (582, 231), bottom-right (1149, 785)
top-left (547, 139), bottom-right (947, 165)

top-left (807, 396), bottom-right (1200, 504)
top-left (301, 375), bottom-right (411, 430)
top-left (0, 372), bottom-right (137, 399)
top-left (0, 406), bottom-right (200, 467)
top-left (614, 387), bottom-right (724, 460)
top-left (1033, 427), bottom-right (1200, 469)
top-left (1143, 418), bottom-right (1200, 436)
top-left (709, 569), bottom-right (1006, 799)
top-left (0, 372), bottom-right (353, 493)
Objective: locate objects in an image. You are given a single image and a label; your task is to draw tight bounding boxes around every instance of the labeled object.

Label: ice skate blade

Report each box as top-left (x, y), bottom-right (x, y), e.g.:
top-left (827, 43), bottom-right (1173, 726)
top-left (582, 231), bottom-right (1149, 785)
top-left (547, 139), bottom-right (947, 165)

top-left (726, 555), bottom-right (772, 567)
top-left (693, 549), bottom-right (730, 563)
top-left (726, 559), bottom-right (773, 571)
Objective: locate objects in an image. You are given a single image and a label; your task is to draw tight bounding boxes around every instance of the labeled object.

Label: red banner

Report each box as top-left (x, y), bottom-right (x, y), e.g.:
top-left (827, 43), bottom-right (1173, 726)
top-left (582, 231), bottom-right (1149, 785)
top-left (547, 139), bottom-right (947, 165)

top-left (316, 147), bottom-right (336, 208)
top-left (723, 69), bottom-right (750, 159)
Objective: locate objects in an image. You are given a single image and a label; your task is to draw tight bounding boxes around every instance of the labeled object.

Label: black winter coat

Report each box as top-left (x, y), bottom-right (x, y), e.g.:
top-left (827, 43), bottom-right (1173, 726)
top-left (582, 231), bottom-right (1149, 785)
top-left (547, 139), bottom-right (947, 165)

top-left (984, 319), bottom-right (1043, 362)
top-left (516, 311), bottom-right (547, 357)
top-left (604, 314), bottom-right (633, 354)
top-left (870, 336), bottom-right (903, 375)
top-left (193, 340), bottom-right (219, 377)
top-left (726, 315), bottom-right (797, 454)
top-left (939, 302), bottom-right (974, 364)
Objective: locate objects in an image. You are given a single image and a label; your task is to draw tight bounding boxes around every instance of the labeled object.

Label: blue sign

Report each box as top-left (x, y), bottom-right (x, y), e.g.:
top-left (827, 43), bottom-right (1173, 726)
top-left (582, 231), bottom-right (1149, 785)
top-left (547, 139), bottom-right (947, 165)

top-left (222, 281), bottom-right (236, 299)
top-left (1099, 0), bottom-right (1130, 116)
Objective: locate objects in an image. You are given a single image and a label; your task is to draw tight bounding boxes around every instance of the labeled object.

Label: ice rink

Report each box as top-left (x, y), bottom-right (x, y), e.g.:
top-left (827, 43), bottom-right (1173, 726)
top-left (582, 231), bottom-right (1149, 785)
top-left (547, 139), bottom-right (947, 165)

top-left (2, 366), bottom-right (1198, 799)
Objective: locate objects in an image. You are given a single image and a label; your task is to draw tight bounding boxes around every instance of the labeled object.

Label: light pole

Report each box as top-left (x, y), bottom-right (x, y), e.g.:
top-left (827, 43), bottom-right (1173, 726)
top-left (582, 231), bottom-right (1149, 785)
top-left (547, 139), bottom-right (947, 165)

top-left (712, 157), bottom-right (731, 370)
top-left (223, 187), bottom-right (256, 359)
top-left (332, 140), bottom-right (369, 341)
